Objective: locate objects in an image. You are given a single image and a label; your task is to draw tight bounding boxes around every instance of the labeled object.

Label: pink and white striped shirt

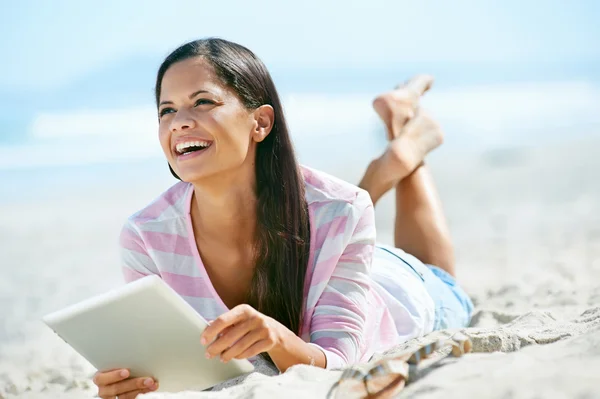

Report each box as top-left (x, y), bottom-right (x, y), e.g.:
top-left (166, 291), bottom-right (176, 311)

top-left (119, 166), bottom-right (434, 369)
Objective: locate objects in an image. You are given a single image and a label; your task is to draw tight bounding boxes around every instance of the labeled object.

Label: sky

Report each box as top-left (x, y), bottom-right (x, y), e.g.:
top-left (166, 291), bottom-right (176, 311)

top-left (0, 0), bottom-right (599, 168)
top-left (2, 0), bottom-right (599, 90)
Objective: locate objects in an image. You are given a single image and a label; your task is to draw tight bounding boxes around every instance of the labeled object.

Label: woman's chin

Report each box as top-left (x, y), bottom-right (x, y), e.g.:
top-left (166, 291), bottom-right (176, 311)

top-left (175, 170), bottom-right (209, 183)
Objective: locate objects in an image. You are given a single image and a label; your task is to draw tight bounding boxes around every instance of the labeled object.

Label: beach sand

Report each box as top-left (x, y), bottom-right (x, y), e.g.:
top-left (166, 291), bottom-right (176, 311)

top-left (1, 137), bottom-right (599, 398)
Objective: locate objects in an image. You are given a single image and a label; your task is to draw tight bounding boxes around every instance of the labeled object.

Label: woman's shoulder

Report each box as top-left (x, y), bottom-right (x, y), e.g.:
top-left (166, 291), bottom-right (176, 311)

top-left (301, 165), bottom-right (372, 209)
top-left (125, 181), bottom-right (192, 228)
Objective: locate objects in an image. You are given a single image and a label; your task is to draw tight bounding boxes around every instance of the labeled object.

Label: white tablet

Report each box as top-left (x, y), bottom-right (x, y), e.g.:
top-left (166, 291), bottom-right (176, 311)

top-left (43, 275), bottom-right (254, 393)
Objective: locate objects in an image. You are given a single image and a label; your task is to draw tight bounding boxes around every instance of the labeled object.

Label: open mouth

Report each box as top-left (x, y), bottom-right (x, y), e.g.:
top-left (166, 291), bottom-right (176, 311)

top-left (175, 140), bottom-right (213, 157)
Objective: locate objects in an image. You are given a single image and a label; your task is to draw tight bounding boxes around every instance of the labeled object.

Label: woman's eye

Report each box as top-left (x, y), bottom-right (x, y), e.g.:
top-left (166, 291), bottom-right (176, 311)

top-left (158, 99), bottom-right (214, 118)
top-left (159, 107), bottom-right (175, 118)
top-left (194, 98), bottom-right (215, 107)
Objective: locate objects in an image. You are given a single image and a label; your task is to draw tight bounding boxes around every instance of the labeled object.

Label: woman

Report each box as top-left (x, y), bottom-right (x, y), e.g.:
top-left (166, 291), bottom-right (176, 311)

top-left (93, 38), bottom-right (473, 398)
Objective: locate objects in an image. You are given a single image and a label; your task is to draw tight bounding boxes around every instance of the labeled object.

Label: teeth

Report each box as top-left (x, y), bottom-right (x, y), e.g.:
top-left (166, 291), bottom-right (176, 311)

top-left (176, 140), bottom-right (211, 153)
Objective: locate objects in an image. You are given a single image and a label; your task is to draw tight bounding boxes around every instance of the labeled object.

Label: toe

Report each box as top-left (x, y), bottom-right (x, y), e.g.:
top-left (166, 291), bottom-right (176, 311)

top-left (402, 74), bottom-right (435, 97)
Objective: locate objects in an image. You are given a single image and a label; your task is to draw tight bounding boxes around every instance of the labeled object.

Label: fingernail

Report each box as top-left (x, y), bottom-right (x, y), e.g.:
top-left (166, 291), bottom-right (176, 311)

top-left (151, 382), bottom-right (159, 391)
top-left (144, 378), bottom-right (154, 387)
top-left (200, 337), bottom-right (207, 345)
top-left (120, 370), bottom-right (129, 378)
top-left (205, 352), bottom-right (211, 359)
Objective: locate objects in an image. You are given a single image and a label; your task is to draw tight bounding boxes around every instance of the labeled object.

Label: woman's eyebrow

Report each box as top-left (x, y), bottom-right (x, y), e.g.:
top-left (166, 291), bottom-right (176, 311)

top-left (158, 90), bottom-right (212, 107)
top-left (188, 89), bottom-right (211, 99)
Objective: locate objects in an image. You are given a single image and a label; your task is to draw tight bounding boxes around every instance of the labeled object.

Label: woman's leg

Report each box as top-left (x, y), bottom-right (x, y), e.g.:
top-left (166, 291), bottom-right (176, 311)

top-left (393, 164), bottom-right (455, 276)
top-left (359, 76), bottom-right (456, 276)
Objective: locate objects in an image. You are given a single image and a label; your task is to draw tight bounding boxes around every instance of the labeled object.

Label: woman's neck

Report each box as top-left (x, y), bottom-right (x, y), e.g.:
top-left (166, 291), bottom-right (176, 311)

top-left (190, 175), bottom-right (257, 247)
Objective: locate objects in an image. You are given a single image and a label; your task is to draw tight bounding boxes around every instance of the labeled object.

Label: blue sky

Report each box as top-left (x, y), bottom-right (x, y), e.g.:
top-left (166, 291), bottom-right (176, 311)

top-left (0, 0), bottom-right (599, 169)
top-left (2, 0), bottom-right (599, 91)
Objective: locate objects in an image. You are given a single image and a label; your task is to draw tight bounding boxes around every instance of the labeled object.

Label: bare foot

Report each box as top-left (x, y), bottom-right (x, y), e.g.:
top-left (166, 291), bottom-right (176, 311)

top-left (372, 74), bottom-right (434, 140)
top-left (360, 76), bottom-right (444, 204)
top-left (383, 109), bottom-right (444, 176)
top-left (361, 110), bottom-right (444, 204)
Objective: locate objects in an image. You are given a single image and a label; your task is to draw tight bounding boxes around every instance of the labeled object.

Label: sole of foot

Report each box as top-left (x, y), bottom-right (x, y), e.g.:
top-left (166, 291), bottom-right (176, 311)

top-left (372, 74), bottom-right (435, 141)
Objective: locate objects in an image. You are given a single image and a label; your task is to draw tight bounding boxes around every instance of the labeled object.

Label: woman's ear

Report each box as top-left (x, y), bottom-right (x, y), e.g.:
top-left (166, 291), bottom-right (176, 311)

top-left (252, 105), bottom-right (275, 143)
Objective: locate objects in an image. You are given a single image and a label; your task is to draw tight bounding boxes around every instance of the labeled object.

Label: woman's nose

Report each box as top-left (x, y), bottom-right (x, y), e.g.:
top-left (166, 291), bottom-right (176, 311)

top-left (169, 109), bottom-right (196, 132)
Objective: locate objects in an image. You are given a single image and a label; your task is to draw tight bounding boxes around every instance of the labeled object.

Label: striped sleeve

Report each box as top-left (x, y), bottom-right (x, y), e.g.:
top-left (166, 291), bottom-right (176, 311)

top-left (119, 219), bottom-right (160, 282)
top-left (309, 190), bottom-right (376, 369)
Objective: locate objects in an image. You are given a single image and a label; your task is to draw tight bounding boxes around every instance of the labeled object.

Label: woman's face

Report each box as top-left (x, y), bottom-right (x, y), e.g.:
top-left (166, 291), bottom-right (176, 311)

top-left (158, 58), bottom-right (268, 185)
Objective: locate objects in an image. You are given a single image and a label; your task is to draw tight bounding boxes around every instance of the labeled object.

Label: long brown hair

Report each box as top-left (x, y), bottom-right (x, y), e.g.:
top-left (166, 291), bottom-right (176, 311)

top-left (155, 38), bottom-right (310, 334)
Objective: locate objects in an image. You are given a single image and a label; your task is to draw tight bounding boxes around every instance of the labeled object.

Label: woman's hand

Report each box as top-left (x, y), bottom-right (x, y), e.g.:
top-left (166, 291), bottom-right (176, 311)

top-left (93, 368), bottom-right (158, 399)
top-left (201, 304), bottom-right (286, 363)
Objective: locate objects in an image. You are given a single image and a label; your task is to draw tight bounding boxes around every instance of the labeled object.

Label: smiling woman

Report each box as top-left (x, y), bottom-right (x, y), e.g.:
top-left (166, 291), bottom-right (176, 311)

top-left (153, 40), bottom-right (310, 339)
top-left (92, 38), bottom-right (474, 399)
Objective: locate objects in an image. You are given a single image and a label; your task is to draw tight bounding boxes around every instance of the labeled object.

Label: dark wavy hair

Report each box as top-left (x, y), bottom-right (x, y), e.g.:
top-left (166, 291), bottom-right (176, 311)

top-left (155, 38), bottom-right (310, 334)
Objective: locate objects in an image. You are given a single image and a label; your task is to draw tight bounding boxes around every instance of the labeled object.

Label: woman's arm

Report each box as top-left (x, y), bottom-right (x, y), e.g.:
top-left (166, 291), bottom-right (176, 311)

top-left (200, 304), bottom-right (326, 372)
top-left (267, 327), bottom-right (327, 370)
top-left (306, 189), bottom-right (376, 369)
top-left (119, 220), bottom-right (160, 281)
top-left (201, 189), bottom-right (376, 371)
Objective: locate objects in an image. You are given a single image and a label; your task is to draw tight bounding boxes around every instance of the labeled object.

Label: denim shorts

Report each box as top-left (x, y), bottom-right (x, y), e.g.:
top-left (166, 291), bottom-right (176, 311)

top-left (375, 245), bottom-right (474, 330)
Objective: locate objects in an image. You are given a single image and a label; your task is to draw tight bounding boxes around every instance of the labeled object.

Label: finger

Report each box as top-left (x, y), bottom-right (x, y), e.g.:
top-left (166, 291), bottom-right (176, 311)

top-left (233, 339), bottom-right (272, 361)
top-left (205, 324), bottom-right (235, 348)
top-left (220, 329), bottom-right (267, 362)
top-left (402, 74), bottom-right (435, 98)
top-left (98, 377), bottom-right (156, 398)
top-left (93, 369), bottom-right (130, 387)
top-left (201, 304), bottom-right (254, 345)
top-left (206, 319), bottom-right (256, 358)
top-left (217, 324), bottom-right (235, 337)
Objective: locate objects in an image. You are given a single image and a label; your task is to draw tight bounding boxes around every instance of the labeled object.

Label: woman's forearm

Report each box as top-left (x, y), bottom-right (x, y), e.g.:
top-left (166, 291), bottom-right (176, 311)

top-left (267, 328), bottom-right (326, 372)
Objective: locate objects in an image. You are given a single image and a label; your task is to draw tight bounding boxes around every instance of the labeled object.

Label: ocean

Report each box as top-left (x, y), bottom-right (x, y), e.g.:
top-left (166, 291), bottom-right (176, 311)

top-left (2, 70), bottom-right (600, 205)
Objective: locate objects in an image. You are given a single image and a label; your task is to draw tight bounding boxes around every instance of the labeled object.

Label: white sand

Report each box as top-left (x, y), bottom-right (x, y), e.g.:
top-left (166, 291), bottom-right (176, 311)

top-left (1, 138), bottom-right (599, 398)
